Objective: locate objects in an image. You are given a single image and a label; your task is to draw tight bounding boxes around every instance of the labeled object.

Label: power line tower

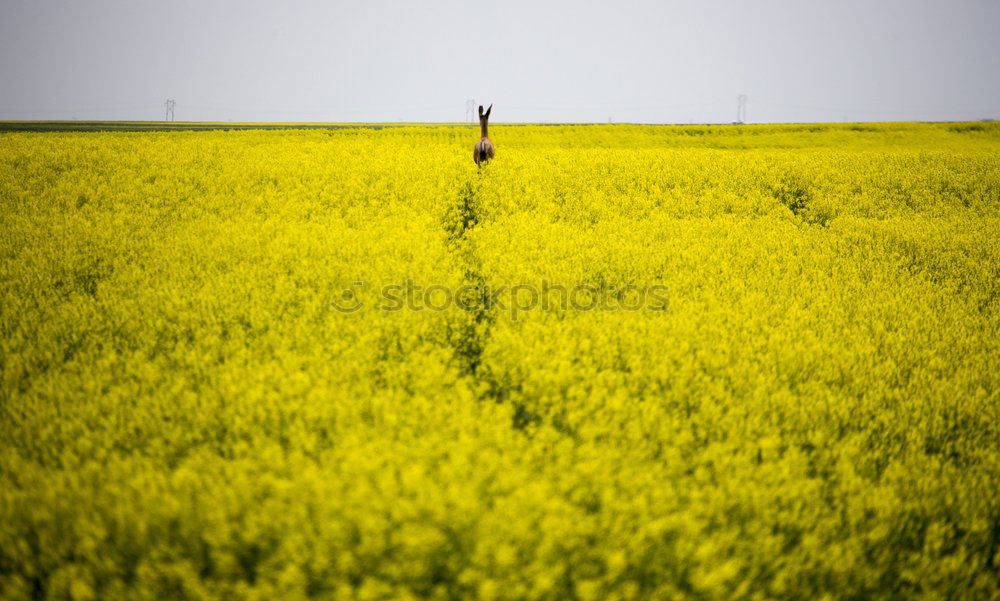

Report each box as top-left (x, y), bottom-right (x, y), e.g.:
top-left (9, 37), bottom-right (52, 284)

top-left (164, 99), bottom-right (176, 122)
top-left (465, 99), bottom-right (476, 122)
top-left (736, 94), bottom-right (747, 124)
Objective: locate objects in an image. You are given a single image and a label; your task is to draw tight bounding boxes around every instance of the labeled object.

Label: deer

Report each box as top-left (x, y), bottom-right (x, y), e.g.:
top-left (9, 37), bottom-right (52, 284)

top-left (473, 104), bottom-right (494, 171)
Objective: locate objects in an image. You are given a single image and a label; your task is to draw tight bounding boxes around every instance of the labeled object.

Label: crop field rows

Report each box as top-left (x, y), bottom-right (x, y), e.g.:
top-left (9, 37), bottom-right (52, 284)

top-left (1, 122), bottom-right (999, 600)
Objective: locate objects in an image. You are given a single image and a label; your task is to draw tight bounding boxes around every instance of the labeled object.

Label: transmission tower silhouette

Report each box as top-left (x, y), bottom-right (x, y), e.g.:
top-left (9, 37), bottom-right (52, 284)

top-left (164, 99), bottom-right (176, 122)
top-left (736, 94), bottom-right (747, 124)
top-left (465, 99), bottom-right (476, 122)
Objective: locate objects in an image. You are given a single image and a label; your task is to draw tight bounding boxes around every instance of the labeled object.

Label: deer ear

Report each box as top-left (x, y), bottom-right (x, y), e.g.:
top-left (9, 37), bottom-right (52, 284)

top-left (485, 104), bottom-right (492, 118)
top-left (478, 105), bottom-right (484, 117)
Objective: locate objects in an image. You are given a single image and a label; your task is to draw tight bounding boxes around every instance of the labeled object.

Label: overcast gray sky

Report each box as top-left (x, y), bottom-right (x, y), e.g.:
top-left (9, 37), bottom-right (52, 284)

top-left (1, 0), bottom-right (997, 123)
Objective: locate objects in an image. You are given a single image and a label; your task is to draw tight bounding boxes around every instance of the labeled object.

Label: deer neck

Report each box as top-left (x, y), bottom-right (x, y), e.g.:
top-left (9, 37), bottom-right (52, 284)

top-left (480, 119), bottom-right (488, 138)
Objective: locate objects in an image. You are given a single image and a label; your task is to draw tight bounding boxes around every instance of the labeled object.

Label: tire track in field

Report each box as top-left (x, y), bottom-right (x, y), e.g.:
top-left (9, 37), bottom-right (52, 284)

top-left (443, 178), bottom-right (536, 429)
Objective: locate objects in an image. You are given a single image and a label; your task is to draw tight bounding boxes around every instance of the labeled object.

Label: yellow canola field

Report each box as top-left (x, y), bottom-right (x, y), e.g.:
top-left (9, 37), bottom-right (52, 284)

top-left (1, 123), bottom-right (998, 600)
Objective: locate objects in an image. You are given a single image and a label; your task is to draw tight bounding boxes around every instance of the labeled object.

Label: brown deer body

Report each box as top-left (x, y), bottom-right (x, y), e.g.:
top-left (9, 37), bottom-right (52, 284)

top-left (473, 104), bottom-right (494, 170)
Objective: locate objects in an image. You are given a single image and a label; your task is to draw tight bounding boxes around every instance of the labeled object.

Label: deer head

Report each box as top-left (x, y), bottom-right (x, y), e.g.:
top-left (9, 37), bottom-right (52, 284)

top-left (479, 104), bottom-right (492, 137)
